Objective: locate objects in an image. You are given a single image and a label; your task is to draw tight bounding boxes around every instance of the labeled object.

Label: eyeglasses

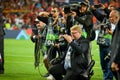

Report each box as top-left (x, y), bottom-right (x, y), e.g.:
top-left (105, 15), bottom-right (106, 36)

top-left (51, 10), bottom-right (57, 13)
top-left (71, 31), bottom-right (79, 34)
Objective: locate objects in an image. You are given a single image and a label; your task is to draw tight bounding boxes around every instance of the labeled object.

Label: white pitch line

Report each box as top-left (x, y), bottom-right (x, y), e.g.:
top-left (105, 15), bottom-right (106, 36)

top-left (5, 61), bottom-right (34, 64)
top-left (5, 55), bottom-right (34, 58)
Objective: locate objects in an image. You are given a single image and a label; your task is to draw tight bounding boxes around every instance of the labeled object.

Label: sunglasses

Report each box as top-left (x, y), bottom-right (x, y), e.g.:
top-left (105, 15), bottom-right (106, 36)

top-left (51, 10), bottom-right (57, 13)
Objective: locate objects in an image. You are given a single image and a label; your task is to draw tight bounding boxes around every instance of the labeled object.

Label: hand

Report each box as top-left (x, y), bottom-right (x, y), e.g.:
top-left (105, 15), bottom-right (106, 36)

top-left (111, 62), bottom-right (119, 71)
top-left (106, 28), bottom-right (113, 35)
top-left (37, 34), bottom-right (42, 38)
top-left (85, 0), bottom-right (89, 3)
top-left (71, 11), bottom-right (76, 17)
top-left (91, 5), bottom-right (96, 10)
top-left (99, 3), bottom-right (105, 9)
top-left (63, 34), bottom-right (73, 43)
top-left (54, 43), bottom-right (59, 48)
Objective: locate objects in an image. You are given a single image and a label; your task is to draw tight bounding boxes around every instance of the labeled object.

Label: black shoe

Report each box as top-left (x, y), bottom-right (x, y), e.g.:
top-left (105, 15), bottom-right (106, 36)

top-left (43, 73), bottom-right (50, 77)
top-left (0, 70), bottom-right (4, 74)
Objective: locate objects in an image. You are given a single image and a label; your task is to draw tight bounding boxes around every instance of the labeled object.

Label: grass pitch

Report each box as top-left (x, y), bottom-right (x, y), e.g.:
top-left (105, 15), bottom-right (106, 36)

top-left (0, 39), bottom-right (104, 80)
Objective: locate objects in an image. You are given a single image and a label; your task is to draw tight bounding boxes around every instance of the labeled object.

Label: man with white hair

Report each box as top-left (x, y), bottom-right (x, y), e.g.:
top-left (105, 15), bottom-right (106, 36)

top-left (109, 10), bottom-right (120, 80)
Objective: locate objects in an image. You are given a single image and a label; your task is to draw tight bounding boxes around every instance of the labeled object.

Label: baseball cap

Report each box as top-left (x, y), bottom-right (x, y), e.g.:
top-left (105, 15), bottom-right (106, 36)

top-left (37, 16), bottom-right (48, 24)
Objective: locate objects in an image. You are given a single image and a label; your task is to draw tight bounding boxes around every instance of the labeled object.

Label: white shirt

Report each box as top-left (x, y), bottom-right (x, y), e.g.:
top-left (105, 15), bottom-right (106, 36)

top-left (64, 46), bottom-right (72, 69)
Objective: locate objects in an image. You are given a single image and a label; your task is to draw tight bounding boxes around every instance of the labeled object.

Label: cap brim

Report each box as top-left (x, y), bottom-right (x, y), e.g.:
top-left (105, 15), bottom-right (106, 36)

top-left (81, 2), bottom-right (87, 6)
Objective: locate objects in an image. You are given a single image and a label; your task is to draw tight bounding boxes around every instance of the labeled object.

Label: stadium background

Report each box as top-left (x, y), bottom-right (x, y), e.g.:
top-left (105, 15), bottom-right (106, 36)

top-left (1, 0), bottom-right (119, 80)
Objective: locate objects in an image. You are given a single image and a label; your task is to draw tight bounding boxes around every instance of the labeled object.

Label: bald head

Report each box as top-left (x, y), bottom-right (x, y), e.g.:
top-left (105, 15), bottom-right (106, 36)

top-left (109, 10), bottom-right (120, 24)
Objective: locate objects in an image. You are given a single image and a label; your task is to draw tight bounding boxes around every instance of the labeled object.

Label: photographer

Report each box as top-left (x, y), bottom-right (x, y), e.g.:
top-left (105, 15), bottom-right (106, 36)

top-left (63, 3), bottom-right (81, 35)
top-left (71, 1), bottom-right (95, 41)
top-left (46, 5), bottom-right (67, 64)
top-left (91, 3), bottom-right (114, 80)
top-left (49, 25), bottom-right (91, 80)
top-left (109, 10), bottom-right (120, 80)
top-left (30, 12), bottom-right (50, 78)
top-left (39, 6), bottom-right (66, 79)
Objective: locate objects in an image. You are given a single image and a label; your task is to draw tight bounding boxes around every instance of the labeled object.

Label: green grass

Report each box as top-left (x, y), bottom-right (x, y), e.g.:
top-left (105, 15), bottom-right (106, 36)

top-left (0, 39), bottom-right (104, 80)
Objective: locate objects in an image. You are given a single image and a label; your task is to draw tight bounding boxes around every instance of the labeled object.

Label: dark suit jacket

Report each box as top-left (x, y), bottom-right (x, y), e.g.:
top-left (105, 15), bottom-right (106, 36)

top-left (0, 8), bottom-right (4, 36)
top-left (52, 36), bottom-right (90, 75)
top-left (110, 20), bottom-right (120, 65)
top-left (69, 36), bottom-right (90, 75)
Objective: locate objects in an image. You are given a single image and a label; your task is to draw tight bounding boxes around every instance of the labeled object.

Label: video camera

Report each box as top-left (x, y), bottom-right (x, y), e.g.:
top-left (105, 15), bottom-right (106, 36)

top-left (64, 2), bottom-right (81, 14)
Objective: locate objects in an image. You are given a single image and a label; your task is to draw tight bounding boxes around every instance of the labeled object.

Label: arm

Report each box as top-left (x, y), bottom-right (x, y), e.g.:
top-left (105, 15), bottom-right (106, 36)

top-left (75, 13), bottom-right (93, 27)
top-left (69, 39), bottom-right (90, 56)
top-left (92, 9), bottom-right (106, 22)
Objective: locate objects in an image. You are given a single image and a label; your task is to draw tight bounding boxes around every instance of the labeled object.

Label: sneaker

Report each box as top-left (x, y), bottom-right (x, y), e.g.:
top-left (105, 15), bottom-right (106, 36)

top-left (43, 73), bottom-right (50, 77)
top-left (46, 74), bottom-right (55, 80)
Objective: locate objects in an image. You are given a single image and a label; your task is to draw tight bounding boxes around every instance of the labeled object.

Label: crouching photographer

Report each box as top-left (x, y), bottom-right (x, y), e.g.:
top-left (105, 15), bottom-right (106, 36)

top-left (48, 27), bottom-right (68, 66)
top-left (49, 25), bottom-right (93, 80)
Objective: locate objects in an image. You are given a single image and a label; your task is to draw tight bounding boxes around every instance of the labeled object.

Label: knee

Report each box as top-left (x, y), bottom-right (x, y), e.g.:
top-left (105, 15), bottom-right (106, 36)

top-left (49, 66), bottom-right (54, 75)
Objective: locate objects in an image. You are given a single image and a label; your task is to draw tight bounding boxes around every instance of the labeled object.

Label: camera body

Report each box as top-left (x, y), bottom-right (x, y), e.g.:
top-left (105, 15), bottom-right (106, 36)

top-left (101, 19), bottom-right (111, 30)
top-left (94, 4), bottom-right (102, 8)
top-left (98, 19), bottom-right (111, 37)
top-left (58, 27), bottom-right (67, 43)
top-left (64, 3), bottom-right (81, 14)
top-left (54, 27), bottom-right (67, 45)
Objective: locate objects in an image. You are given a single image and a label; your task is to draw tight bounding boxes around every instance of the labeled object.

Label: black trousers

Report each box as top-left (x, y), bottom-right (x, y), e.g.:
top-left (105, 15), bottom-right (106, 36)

top-left (112, 70), bottom-right (120, 80)
top-left (49, 63), bottom-right (88, 80)
top-left (0, 35), bottom-right (4, 71)
top-left (49, 63), bottom-right (66, 80)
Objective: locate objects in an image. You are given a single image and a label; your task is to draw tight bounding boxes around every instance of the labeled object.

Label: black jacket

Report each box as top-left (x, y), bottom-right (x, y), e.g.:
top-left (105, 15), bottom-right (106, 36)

top-left (92, 8), bottom-right (111, 22)
top-left (69, 36), bottom-right (90, 74)
top-left (52, 36), bottom-right (90, 74)
top-left (110, 20), bottom-right (120, 64)
top-left (75, 12), bottom-right (95, 41)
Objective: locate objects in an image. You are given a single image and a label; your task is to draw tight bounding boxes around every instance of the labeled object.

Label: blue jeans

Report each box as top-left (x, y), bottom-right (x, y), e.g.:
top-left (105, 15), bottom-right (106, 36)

top-left (99, 45), bottom-right (113, 80)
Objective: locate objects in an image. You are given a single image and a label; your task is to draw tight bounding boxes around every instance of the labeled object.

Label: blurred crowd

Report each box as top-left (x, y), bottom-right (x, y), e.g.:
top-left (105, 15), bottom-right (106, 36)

top-left (0, 0), bottom-right (120, 80)
top-left (28, 0), bottom-right (120, 80)
top-left (2, 0), bottom-right (52, 30)
top-left (1, 0), bottom-right (120, 30)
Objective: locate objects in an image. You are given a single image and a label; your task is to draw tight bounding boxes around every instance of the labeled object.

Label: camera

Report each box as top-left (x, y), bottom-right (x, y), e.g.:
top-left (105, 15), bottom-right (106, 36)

top-left (70, 3), bottom-right (80, 13)
top-left (58, 27), bottom-right (67, 42)
top-left (94, 3), bottom-right (102, 8)
top-left (101, 18), bottom-right (111, 30)
top-left (98, 18), bottom-right (111, 37)
top-left (54, 27), bottom-right (67, 45)
top-left (63, 2), bottom-right (81, 14)
top-left (60, 27), bottom-right (67, 34)
top-left (63, 5), bottom-right (71, 14)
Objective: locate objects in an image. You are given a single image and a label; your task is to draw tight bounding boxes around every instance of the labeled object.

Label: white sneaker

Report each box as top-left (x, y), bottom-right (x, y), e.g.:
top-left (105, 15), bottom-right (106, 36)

top-left (46, 74), bottom-right (55, 80)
